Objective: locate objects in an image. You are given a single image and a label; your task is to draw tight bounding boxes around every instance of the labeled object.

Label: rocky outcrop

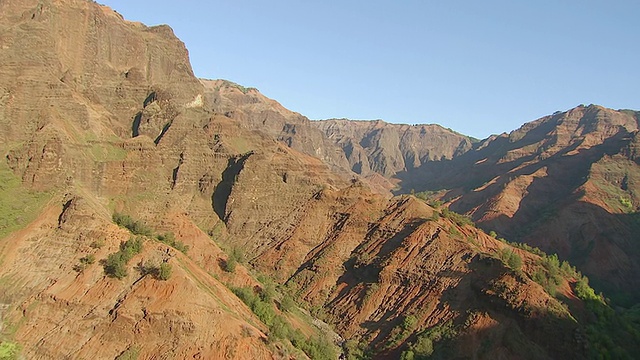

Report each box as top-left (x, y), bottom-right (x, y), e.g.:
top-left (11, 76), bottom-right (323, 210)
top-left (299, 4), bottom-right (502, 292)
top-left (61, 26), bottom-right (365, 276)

top-left (314, 119), bottom-right (475, 178)
top-left (202, 79), bottom-right (351, 171)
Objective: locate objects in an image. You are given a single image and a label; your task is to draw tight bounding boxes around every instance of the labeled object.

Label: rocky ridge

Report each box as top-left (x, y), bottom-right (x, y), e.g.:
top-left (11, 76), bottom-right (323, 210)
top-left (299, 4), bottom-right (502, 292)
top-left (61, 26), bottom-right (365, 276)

top-left (396, 105), bottom-right (640, 303)
top-left (313, 119), bottom-right (475, 179)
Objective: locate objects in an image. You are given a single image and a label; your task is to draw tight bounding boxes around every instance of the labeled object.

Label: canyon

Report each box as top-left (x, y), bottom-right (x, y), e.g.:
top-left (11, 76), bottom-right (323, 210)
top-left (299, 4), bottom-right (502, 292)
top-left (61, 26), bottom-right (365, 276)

top-left (0, 0), bottom-right (639, 359)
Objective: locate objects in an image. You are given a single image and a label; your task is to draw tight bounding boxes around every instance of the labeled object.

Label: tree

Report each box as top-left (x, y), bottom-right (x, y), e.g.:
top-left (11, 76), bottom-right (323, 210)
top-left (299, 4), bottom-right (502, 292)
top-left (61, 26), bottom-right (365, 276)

top-left (105, 252), bottom-right (128, 279)
top-left (158, 262), bottom-right (172, 280)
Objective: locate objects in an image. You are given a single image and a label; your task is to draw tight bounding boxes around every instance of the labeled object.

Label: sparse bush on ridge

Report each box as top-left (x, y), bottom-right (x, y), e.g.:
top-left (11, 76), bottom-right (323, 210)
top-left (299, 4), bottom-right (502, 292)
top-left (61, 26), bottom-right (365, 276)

top-left (139, 260), bottom-right (172, 281)
top-left (113, 212), bottom-right (152, 236)
top-left (103, 237), bottom-right (144, 279)
top-left (156, 232), bottom-right (189, 253)
top-left (441, 208), bottom-right (473, 227)
top-left (497, 248), bottom-right (522, 271)
top-left (112, 213), bottom-right (188, 253)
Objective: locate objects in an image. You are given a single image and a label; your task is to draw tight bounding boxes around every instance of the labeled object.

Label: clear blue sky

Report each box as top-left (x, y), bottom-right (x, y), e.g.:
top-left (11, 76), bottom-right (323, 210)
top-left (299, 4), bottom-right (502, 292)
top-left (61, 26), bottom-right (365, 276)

top-left (100, 1), bottom-right (639, 139)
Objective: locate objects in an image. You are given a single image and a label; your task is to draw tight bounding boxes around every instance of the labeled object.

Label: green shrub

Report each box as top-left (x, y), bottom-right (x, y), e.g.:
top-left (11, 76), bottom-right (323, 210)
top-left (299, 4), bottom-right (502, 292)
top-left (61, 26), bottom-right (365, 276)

top-left (80, 254), bottom-right (95, 265)
top-left (104, 237), bottom-right (144, 279)
top-left (619, 196), bottom-right (633, 210)
top-left (158, 263), bottom-right (172, 281)
top-left (574, 276), bottom-right (598, 301)
top-left (412, 334), bottom-right (434, 357)
top-left (344, 339), bottom-right (370, 360)
top-left (74, 254), bottom-right (96, 273)
top-left (260, 281), bottom-right (276, 303)
top-left (223, 247), bottom-right (244, 273)
top-left (230, 285), bottom-right (336, 358)
top-left (104, 252), bottom-right (129, 279)
top-left (387, 314), bottom-right (420, 349)
top-left (402, 315), bottom-right (418, 331)
top-left (270, 315), bottom-right (290, 339)
top-left (223, 257), bottom-right (237, 273)
top-left (279, 295), bottom-right (295, 312)
top-left (400, 349), bottom-right (415, 360)
top-left (113, 213), bottom-right (152, 236)
top-left (402, 321), bottom-right (456, 359)
top-left (294, 334), bottom-right (336, 360)
top-left (140, 261), bottom-right (172, 281)
top-left (121, 237), bottom-right (143, 256)
top-left (497, 248), bottom-right (522, 271)
top-left (156, 232), bottom-right (189, 253)
top-left (0, 341), bottom-right (20, 360)
top-left (441, 208), bottom-right (473, 226)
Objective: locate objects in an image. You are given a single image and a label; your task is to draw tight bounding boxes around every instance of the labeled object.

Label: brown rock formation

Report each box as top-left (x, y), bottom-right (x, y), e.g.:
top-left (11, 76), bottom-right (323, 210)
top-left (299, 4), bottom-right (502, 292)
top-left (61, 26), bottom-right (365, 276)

top-left (314, 119), bottom-right (475, 178)
top-left (202, 79), bottom-right (351, 171)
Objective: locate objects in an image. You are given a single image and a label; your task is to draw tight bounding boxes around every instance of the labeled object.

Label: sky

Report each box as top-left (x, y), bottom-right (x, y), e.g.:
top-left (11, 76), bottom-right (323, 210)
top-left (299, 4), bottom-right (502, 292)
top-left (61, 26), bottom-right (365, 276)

top-left (99, 1), bottom-right (639, 139)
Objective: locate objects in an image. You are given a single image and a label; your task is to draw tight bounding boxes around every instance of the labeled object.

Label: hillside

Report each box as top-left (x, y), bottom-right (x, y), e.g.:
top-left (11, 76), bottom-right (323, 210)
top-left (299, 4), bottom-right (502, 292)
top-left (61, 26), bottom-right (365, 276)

top-left (0, 0), bottom-right (638, 359)
top-left (394, 105), bottom-right (640, 304)
top-left (313, 106), bottom-right (640, 304)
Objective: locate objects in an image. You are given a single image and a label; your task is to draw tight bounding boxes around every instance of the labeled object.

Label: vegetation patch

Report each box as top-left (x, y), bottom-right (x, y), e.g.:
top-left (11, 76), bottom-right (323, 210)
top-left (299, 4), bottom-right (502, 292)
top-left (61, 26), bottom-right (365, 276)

top-left (0, 162), bottom-right (52, 239)
top-left (103, 237), bottom-right (144, 279)
top-left (497, 248), bottom-right (522, 271)
top-left (385, 314), bottom-right (418, 349)
top-left (73, 254), bottom-right (96, 273)
top-left (139, 260), bottom-right (172, 281)
top-left (89, 142), bottom-right (127, 162)
top-left (441, 208), bottom-right (473, 227)
top-left (113, 213), bottom-right (153, 236)
top-left (530, 253), bottom-right (578, 297)
top-left (217, 80), bottom-right (258, 94)
top-left (230, 285), bottom-right (336, 360)
top-left (223, 247), bottom-right (245, 273)
top-left (114, 346), bottom-right (139, 360)
top-left (113, 213), bottom-right (188, 253)
top-left (156, 232), bottom-right (189, 253)
top-left (400, 320), bottom-right (457, 360)
top-left (0, 341), bottom-right (20, 360)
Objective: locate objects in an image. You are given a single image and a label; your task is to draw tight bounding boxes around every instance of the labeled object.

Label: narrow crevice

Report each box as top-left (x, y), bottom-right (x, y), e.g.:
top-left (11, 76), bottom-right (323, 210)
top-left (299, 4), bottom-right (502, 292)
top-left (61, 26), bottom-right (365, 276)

top-left (212, 152), bottom-right (253, 221)
top-left (154, 120), bottom-right (173, 145)
top-left (57, 197), bottom-right (74, 228)
top-left (171, 153), bottom-right (184, 190)
top-left (143, 91), bottom-right (157, 108)
top-left (132, 112), bottom-right (142, 138)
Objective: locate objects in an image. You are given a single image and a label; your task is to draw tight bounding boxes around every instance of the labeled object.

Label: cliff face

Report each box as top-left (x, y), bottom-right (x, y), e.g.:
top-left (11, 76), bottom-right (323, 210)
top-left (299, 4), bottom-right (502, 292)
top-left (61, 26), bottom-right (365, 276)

top-left (313, 119), bottom-right (475, 178)
top-left (0, 0), bottom-right (281, 358)
top-left (202, 79), bottom-right (351, 172)
top-left (0, 0), bottom-right (632, 359)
